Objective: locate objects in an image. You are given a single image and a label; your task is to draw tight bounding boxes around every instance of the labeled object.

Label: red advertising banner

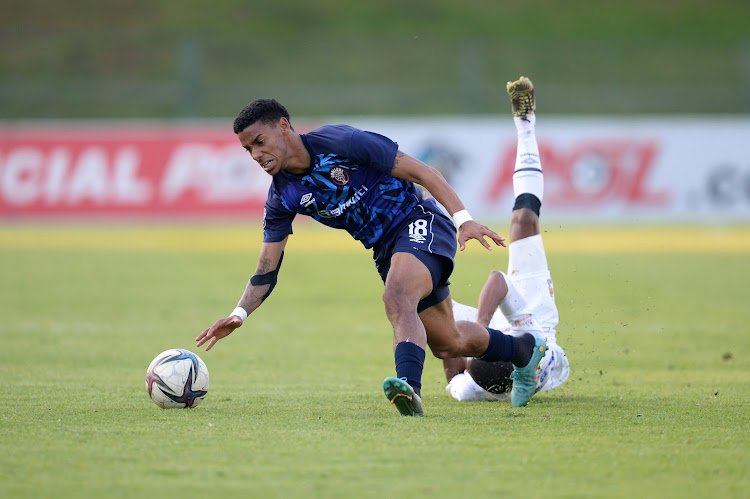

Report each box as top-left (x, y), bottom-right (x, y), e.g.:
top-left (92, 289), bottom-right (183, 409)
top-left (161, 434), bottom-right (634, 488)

top-left (2, 118), bottom-right (749, 221)
top-left (483, 139), bottom-right (668, 208)
top-left (0, 124), bottom-right (272, 218)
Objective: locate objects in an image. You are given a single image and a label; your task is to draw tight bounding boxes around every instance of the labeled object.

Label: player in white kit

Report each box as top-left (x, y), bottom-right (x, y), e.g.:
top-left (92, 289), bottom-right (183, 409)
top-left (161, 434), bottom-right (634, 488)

top-left (445, 77), bottom-right (570, 403)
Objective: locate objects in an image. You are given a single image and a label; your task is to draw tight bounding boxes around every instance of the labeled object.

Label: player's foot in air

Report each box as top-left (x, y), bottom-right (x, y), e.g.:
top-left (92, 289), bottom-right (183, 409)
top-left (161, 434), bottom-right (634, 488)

top-left (383, 377), bottom-right (424, 417)
top-left (507, 76), bottom-right (535, 121)
top-left (510, 335), bottom-right (548, 407)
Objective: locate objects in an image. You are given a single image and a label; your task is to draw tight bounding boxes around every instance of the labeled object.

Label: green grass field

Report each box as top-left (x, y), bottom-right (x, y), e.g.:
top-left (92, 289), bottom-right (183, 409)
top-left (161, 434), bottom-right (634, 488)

top-left (1, 223), bottom-right (749, 498)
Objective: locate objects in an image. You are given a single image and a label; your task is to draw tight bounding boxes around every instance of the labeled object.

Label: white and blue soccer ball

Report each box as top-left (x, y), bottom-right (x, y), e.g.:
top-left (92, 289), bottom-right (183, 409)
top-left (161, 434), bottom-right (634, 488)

top-left (146, 349), bottom-right (209, 409)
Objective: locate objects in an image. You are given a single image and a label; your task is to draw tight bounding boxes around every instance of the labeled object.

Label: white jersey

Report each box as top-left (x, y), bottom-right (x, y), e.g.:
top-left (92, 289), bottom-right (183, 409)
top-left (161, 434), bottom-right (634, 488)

top-left (448, 234), bottom-right (570, 401)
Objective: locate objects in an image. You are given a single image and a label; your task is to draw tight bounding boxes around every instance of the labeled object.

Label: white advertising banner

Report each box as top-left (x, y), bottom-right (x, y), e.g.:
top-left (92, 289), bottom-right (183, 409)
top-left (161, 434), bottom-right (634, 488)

top-left (1, 117), bottom-right (749, 222)
top-left (346, 116), bottom-right (750, 223)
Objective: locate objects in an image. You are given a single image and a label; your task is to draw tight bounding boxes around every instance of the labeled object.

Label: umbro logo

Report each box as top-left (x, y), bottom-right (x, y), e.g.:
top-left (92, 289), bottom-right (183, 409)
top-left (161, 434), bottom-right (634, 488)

top-left (300, 193), bottom-right (315, 207)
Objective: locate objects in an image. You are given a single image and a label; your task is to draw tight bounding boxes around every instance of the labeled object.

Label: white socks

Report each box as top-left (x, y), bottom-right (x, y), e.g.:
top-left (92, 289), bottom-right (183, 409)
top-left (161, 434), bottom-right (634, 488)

top-left (513, 114), bottom-right (543, 202)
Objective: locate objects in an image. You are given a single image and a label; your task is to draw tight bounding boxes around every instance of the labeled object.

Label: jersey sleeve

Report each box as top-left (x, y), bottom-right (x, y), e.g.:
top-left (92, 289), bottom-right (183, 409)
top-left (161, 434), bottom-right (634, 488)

top-left (347, 129), bottom-right (399, 174)
top-left (262, 185), bottom-right (296, 243)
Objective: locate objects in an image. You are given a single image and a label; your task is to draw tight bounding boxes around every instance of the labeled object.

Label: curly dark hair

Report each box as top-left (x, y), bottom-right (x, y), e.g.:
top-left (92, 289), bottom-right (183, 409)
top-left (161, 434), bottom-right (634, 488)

top-left (467, 359), bottom-right (514, 395)
top-left (233, 99), bottom-right (292, 134)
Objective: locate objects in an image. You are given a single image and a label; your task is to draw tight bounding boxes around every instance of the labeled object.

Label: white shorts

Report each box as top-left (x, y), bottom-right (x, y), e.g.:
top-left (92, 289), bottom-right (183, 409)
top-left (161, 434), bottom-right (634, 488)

top-left (448, 234), bottom-right (569, 401)
top-left (507, 234), bottom-right (559, 334)
top-left (452, 235), bottom-right (559, 335)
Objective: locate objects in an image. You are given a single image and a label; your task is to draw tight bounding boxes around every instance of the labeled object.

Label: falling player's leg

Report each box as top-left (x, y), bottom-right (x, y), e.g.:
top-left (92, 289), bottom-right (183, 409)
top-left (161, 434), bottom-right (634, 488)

top-left (505, 76), bottom-right (549, 407)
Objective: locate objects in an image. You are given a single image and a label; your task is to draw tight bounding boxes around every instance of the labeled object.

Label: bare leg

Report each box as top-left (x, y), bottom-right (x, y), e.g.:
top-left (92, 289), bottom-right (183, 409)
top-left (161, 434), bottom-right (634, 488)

top-left (509, 207), bottom-right (540, 243)
top-left (442, 357), bottom-right (467, 381)
top-left (382, 252), bottom-right (432, 349)
top-left (476, 270), bottom-right (509, 326)
top-left (420, 297), bottom-right (491, 359)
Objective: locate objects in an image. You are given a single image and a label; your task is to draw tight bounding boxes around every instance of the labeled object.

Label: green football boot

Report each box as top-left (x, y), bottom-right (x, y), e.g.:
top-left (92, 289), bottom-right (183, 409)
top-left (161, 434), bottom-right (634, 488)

top-left (383, 377), bottom-right (424, 417)
top-left (510, 336), bottom-right (548, 407)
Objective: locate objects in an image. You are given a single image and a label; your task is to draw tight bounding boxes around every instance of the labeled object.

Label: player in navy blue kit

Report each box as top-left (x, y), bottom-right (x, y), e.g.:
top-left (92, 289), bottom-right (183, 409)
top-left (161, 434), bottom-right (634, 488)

top-left (195, 98), bottom-right (548, 416)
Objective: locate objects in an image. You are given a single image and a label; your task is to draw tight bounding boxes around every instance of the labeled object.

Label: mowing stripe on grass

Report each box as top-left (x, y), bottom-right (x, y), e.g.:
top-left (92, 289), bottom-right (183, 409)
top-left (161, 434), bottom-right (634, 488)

top-left (1, 224), bottom-right (749, 254)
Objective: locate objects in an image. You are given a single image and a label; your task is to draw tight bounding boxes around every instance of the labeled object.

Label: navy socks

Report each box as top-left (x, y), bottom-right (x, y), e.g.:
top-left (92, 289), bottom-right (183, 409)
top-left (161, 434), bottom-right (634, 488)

top-left (393, 331), bottom-right (533, 396)
top-left (394, 341), bottom-right (425, 397)
top-left (479, 328), bottom-right (534, 367)
top-left (478, 327), bottom-right (515, 363)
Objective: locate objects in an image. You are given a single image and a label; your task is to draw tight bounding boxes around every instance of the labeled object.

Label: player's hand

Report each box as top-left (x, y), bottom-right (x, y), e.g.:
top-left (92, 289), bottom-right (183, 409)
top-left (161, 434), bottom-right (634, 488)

top-left (457, 220), bottom-right (506, 251)
top-left (195, 316), bottom-right (243, 351)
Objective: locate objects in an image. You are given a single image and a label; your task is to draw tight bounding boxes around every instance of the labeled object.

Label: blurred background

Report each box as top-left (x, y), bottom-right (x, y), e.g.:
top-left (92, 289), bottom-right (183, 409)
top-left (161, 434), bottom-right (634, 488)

top-left (2, 0), bottom-right (749, 119)
top-left (1, 0), bottom-right (749, 223)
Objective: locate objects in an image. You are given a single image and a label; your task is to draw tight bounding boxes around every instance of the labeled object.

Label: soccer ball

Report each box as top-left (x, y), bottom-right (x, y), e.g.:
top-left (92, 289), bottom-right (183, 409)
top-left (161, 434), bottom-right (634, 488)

top-left (145, 349), bottom-right (209, 409)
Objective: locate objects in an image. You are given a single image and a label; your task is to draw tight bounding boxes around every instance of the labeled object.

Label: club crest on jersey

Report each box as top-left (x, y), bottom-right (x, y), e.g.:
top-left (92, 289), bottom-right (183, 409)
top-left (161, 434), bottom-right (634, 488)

top-left (328, 166), bottom-right (350, 186)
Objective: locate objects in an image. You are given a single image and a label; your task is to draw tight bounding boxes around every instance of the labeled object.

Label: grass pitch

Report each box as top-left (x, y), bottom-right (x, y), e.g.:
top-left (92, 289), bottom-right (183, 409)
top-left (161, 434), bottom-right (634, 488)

top-left (1, 223), bottom-right (749, 498)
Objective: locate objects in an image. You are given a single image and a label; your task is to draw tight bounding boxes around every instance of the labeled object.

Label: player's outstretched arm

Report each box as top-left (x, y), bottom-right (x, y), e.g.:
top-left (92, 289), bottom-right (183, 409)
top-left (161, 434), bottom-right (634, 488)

top-left (476, 270), bottom-right (509, 327)
top-left (195, 238), bottom-right (288, 351)
top-left (455, 220), bottom-right (505, 251)
top-left (390, 150), bottom-right (505, 251)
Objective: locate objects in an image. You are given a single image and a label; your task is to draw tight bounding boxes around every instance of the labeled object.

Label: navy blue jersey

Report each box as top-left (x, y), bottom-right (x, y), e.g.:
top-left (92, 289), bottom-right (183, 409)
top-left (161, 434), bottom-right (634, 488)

top-left (262, 125), bottom-right (427, 249)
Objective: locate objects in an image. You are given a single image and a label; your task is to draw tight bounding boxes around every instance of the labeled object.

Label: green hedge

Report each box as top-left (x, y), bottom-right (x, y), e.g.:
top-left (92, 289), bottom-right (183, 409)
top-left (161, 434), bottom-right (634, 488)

top-left (2, 0), bottom-right (749, 118)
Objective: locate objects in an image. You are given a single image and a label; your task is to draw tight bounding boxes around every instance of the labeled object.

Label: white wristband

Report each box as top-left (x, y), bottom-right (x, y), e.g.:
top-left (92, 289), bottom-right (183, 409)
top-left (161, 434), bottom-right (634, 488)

top-left (230, 306), bottom-right (248, 321)
top-left (451, 209), bottom-right (473, 228)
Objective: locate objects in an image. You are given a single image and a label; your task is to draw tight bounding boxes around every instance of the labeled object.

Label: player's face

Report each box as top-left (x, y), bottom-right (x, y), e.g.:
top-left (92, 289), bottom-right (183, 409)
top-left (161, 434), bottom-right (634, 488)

top-left (237, 118), bottom-right (291, 176)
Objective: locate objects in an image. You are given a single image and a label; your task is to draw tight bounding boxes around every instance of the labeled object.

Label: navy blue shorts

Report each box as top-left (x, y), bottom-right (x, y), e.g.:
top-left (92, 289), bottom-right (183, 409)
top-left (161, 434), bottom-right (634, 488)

top-left (373, 201), bottom-right (457, 313)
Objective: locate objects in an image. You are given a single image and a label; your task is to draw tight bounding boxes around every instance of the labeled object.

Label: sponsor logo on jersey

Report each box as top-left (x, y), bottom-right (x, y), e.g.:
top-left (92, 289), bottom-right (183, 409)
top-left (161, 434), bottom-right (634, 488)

top-left (328, 166), bottom-right (350, 186)
top-left (317, 185), bottom-right (369, 218)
